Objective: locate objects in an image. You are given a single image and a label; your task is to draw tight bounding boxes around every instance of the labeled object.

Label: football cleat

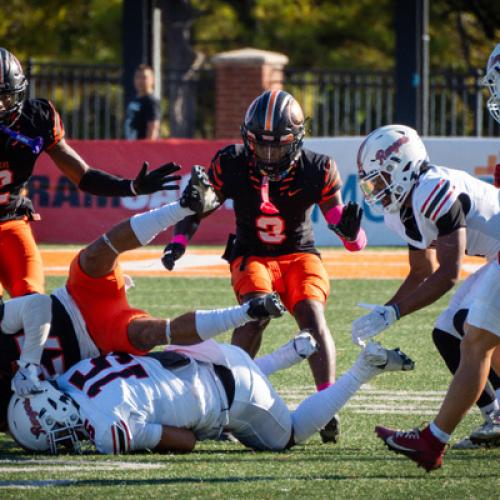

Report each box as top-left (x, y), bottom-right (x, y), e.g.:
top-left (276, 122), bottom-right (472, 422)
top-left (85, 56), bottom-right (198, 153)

top-left (360, 342), bottom-right (415, 372)
top-left (451, 436), bottom-right (484, 450)
top-left (180, 165), bottom-right (221, 214)
top-left (246, 292), bottom-right (286, 320)
top-left (320, 414), bottom-right (340, 444)
top-left (470, 410), bottom-right (500, 447)
top-left (375, 425), bottom-right (445, 472)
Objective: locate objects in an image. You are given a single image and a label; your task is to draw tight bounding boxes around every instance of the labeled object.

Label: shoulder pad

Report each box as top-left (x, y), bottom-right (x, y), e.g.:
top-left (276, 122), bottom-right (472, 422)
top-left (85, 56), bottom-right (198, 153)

top-left (414, 174), bottom-right (456, 222)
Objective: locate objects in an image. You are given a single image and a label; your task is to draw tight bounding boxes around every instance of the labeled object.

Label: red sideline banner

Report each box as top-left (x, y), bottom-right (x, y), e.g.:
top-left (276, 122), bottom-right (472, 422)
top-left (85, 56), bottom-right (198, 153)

top-left (29, 139), bottom-right (236, 244)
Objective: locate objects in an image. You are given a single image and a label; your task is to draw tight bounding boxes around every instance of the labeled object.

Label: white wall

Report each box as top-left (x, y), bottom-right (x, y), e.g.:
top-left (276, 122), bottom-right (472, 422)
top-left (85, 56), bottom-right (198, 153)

top-left (305, 137), bottom-right (500, 246)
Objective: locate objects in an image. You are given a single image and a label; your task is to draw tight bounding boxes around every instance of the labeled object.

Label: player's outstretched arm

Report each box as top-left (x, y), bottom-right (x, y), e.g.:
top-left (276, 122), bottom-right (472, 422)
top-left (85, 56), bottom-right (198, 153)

top-left (47, 139), bottom-right (181, 196)
top-left (385, 247), bottom-right (436, 305)
top-left (1, 294), bottom-right (52, 396)
top-left (162, 176), bottom-right (224, 271)
top-left (320, 194), bottom-right (367, 252)
top-left (394, 228), bottom-right (465, 318)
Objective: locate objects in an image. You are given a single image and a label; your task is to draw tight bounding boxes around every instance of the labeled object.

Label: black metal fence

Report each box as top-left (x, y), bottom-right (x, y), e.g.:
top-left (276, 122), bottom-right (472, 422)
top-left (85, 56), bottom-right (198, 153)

top-left (286, 68), bottom-right (500, 137)
top-left (26, 61), bottom-right (124, 140)
top-left (25, 61), bottom-right (500, 139)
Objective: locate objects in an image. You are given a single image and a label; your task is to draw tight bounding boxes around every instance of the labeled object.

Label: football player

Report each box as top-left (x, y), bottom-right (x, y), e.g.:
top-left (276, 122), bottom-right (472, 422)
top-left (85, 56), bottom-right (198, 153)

top-left (7, 340), bottom-right (413, 455)
top-left (352, 124), bottom-right (500, 470)
top-left (0, 47), bottom-right (181, 301)
top-left (161, 90), bottom-right (367, 443)
top-left (0, 167), bottom-right (285, 429)
top-left (482, 43), bottom-right (500, 188)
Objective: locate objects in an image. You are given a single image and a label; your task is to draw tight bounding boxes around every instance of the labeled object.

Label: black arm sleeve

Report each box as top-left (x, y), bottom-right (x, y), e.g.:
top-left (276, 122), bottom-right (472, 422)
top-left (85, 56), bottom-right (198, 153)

top-left (435, 198), bottom-right (467, 237)
top-left (78, 169), bottom-right (134, 197)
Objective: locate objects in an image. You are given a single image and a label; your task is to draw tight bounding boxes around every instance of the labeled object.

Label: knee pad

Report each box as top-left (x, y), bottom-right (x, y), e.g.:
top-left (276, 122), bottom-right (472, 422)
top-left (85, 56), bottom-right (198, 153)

top-left (432, 328), bottom-right (461, 374)
top-left (452, 309), bottom-right (468, 338)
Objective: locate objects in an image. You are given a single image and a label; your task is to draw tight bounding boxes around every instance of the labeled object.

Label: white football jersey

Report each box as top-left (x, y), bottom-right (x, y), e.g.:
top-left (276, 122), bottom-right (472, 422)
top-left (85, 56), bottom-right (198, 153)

top-left (384, 165), bottom-right (500, 261)
top-left (56, 352), bottom-right (227, 454)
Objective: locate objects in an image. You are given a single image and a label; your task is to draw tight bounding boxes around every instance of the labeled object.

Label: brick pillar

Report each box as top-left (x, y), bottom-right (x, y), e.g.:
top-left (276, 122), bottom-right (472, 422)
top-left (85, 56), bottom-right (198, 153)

top-left (212, 48), bottom-right (289, 139)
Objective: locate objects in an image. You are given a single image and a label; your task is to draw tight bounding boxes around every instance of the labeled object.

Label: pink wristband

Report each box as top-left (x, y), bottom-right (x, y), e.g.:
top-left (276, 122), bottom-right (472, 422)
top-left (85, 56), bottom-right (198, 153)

top-left (324, 204), bottom-right (344, 225)
top-left (343, 228), bottom-right (367, 252)
top-left (316, 381), bottom-right (333, 391)
top-left (171, 234), bottom-right (189, 247)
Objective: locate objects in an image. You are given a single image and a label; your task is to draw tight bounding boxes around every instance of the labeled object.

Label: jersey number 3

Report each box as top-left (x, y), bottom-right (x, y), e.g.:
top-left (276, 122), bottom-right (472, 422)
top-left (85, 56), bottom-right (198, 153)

top-left (256, 215), bottom-right (286, 244)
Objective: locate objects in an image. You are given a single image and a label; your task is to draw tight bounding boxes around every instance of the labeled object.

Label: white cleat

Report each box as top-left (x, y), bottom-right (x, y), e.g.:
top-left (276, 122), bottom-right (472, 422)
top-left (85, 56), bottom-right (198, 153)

top-left (360, 342), bottom-right (415, 372)
top-left (452, 437), bottom-right (484, 450)
top-left (180, 165), bottom-right (221, 214)
top-left (470, 411), bottom-right (500, 446)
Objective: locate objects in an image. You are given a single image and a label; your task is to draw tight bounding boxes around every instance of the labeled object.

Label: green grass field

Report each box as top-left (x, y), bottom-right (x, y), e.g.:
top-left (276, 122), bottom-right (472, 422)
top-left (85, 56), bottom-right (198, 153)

top-left (0, 275), bottom-right (498, 499)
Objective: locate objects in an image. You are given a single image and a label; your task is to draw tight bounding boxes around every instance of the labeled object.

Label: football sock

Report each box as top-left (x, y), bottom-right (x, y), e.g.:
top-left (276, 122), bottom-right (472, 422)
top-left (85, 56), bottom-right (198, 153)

top-left (429, 421), bottom-right (451, 444)
top-left (195, 305), bottom-right (252, 340)
top-left (130, 201), bottom-right (194, 245)
top-left (480, 400), bottom-right (500, 421)
top-left (165, 319), bottom-right (171, 345)
top-left (291, 356), bottom-right (376, 444)
top-left (255, 341), bottom-right (304, 376)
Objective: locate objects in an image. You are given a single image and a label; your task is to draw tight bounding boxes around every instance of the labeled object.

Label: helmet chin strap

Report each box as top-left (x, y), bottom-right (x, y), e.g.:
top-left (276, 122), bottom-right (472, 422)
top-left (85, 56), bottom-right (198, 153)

top-left (259, 175), bottom-right (279, 215)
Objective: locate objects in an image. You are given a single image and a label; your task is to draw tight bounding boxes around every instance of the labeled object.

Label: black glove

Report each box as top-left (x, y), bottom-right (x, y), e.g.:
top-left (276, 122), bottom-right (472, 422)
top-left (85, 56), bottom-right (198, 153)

top-left (328, 202), bottom-right (363, 241)
top-left (17, 197), bottom-right (41, 221)
top-left (132, 162), bottom-right (182, 195)
top-left (161, 242), bottom-right (186, 271)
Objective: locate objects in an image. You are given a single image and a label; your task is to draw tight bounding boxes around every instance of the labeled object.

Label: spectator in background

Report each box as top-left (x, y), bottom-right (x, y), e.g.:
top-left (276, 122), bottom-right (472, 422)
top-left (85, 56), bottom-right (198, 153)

top-left (124, 65), bottom-right (161, 140)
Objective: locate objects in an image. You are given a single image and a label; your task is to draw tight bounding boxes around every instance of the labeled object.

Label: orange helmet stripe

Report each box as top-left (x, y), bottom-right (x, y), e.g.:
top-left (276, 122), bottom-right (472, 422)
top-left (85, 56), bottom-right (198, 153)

top-left (264, 90), bottom-right (280, 131)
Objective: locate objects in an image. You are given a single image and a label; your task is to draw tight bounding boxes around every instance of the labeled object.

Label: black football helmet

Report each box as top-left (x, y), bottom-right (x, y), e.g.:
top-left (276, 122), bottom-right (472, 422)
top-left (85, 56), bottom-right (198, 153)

top-left (0, 48), bottom-right (28, 127)
top-left (241, 90), bottom-right (305, 181)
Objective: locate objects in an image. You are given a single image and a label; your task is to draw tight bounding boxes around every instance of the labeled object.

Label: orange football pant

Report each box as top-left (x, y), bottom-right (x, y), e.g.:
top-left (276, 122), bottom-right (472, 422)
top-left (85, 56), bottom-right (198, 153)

top-left (66, 252), bottom-right (149, 355)
top-left (230, 252), bottom-right (330, 313)
top-left (0, 219), bottom-right (44, 298)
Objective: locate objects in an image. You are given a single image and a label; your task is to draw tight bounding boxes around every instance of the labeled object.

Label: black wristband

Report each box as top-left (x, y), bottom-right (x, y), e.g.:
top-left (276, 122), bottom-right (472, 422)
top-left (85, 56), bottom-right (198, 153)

top-left (78, 169), bottom-right (133, 197)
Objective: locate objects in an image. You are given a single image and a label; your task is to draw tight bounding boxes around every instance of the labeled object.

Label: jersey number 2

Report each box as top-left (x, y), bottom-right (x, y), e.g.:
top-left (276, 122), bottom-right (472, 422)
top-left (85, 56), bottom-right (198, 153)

top-left (256, 215), bottom-right (286, 244)
top-left (0, 170), bottom-right (13, 205)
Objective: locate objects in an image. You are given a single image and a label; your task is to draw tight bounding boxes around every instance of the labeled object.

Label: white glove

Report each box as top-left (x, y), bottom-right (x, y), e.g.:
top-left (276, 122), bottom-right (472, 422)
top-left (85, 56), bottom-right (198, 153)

top-left (293, 331), bottom-right (319, 359)
top-left (11, 361), bottom-right (43, 397)
top-left (351, 303), bottom-right (399, 347)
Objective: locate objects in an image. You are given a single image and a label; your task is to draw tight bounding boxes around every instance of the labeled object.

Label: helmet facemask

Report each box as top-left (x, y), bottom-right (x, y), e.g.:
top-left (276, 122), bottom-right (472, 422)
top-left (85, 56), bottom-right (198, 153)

top-left (8, 381), bottom-right (85, 455)
top-left (482, 64), bottom-right (500, 124)
top-left (360, 168), bottom-right (412, 213)
top-left (243, 128), bottom-right (303, 181)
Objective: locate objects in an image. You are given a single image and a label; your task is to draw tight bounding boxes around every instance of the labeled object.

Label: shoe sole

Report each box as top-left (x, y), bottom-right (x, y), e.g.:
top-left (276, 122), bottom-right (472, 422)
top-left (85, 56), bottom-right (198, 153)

top-left (374, 427), bottom-right (442, 472)
top-left (470, 435), bottom-right (500, 447)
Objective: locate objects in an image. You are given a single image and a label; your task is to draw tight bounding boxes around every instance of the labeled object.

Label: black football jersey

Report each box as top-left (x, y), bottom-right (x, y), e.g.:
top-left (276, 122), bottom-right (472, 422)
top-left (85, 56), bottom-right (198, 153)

top-left (0, 295), bottom-right (80, 429)
top-left (0, 99), bottom-right (64, 221)
top-left (208, 145), bottom-right (341, 259)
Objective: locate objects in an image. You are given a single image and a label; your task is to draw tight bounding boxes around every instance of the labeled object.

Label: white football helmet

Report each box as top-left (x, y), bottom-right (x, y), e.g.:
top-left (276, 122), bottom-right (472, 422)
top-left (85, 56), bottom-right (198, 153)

top-left (8, 381), bottom-right (83, 454)
top-left (482, 44), bottom-right (500, 124)
top-left (356, 124), bottom-right (428, 213)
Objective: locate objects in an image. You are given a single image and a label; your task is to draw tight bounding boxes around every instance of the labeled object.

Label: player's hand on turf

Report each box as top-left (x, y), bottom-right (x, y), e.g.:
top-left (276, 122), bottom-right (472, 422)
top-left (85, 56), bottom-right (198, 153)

top-left (161, 242), bottom-right (186, 271)
top-left (12, 361), bottom-right (44, 397)
top-left (133, 161), bottom-right (182, 194)
top-left (351, 303), bottom-right (399, 346)
top-left (328, 202), bottom-right (363, 241)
